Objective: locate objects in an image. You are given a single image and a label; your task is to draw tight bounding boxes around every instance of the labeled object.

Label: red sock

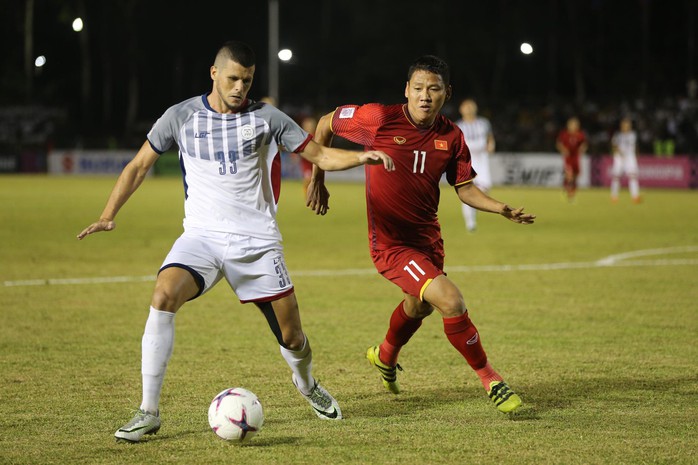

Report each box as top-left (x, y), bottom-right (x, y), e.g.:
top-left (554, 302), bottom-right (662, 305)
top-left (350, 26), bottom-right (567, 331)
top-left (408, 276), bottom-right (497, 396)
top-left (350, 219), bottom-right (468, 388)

top-left (378, 301), bottom-right (422, 366)
top-left (475, 362), bottom-right (503, 390)
top-left (443, 313), bottom-right (501, 388)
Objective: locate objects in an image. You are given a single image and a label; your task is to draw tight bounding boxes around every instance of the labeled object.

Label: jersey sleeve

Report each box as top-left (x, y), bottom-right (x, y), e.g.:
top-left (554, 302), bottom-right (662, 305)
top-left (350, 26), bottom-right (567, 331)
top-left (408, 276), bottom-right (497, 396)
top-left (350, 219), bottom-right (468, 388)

top-left (263, 105), bottom-right (311, 153)
top-left (147, 105), bottom-right (180, 154)
top-left (446, 130), bottom-right (476, 186)
top-left (330, 104), bottom-right (384, 147)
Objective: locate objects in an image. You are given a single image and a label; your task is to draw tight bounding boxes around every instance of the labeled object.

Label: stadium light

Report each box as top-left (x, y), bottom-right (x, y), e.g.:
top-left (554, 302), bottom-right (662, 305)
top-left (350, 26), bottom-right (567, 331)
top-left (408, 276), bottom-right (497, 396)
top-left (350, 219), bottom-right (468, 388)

top-left (520, 42), bottom-right (533, 55)
top-left (72, 17), bottom-right (84, 32)
top-left (34, 55), bottom-right (46, 67)
top-left (278, 48), bottom-right (293, 62)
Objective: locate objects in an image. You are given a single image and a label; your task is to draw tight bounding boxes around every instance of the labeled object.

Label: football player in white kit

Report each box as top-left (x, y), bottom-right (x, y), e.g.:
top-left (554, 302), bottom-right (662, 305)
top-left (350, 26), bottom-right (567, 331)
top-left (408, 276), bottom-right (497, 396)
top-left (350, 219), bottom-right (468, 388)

top-left (78, 41), bottom-right (394, 442)
top-left (610, 117), bottom-right (641, 203)
top-left (455, 99), bottom-right (495, 232)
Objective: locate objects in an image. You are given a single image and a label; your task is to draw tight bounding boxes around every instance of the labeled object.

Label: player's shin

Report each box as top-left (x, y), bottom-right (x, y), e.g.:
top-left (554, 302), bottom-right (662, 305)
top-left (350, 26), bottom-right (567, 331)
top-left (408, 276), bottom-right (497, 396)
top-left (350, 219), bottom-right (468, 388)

top-left (379, 301), bottom-right (423, 366)
top-left (280, 335), bottom-right (314, 395)
top-left (140, 307), bottom-right (176, 414)
top-left (443, 312), bottom-right (502, 388)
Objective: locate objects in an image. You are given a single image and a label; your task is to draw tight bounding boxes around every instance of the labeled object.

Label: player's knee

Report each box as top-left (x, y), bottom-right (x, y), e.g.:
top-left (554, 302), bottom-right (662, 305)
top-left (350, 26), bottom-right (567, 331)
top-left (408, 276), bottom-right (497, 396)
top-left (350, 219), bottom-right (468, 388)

top-left (437, 293), bottom-right (467, 318)
top-left (404, 299), bottom-right (433, 319)
top-left (281, 329), bottom-right (305, 350)
top-left (151, 286), bottom-right (185, 312)
top-left (414, 303), bottom-right (435, 318)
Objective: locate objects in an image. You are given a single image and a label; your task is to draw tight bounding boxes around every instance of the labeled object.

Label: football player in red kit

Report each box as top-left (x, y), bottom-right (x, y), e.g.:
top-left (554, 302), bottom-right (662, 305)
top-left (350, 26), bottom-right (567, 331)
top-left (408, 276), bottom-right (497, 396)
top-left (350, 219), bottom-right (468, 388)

top-left (307, 55), bottom-right (535, 413)
top-left (556, 117), bottom-right (588, 202)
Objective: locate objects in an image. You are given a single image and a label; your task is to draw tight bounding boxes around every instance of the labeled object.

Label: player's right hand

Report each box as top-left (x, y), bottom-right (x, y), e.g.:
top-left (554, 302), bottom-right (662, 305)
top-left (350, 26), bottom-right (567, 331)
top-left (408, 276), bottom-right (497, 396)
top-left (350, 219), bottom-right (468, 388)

top-left (77, 219), bottom-right (116, 240)
top-left (361, 151), bottom-right (394, 171)
top-left (500, 206), bottom-right (536, 225)
top-left (306, 177), bottom-right (330, 216)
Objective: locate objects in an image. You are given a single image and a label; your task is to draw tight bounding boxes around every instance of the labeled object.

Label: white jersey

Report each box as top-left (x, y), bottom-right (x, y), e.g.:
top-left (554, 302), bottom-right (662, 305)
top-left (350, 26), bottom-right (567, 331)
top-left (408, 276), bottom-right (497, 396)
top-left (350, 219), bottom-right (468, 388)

top-left (147, 95), bottom-right (310, 241)
top-left (456, 117), bottom-right (493, 189)
top-left (456, 117), bottom-right (492, 155)
top-left (612, 130), bottom-right (637, 158)
top-left (611, 130), bottom-right (639, 176)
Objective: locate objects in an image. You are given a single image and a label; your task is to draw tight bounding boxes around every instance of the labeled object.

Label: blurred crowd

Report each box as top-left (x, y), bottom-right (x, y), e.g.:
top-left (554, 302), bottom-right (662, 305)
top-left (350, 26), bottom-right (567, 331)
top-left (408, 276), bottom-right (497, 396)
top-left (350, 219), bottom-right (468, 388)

top-left (1, 94), bottom-right (697, 157)
top-left (465, 93), bottom-right (698, 156)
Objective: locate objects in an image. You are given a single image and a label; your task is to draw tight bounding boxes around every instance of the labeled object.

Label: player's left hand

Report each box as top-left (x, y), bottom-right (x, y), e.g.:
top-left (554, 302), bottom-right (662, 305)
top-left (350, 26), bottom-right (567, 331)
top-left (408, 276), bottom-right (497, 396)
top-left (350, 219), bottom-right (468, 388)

top-left (360, 151), bottom-right (395, 171)
top-left (500, 205), bottom-right (536, 224)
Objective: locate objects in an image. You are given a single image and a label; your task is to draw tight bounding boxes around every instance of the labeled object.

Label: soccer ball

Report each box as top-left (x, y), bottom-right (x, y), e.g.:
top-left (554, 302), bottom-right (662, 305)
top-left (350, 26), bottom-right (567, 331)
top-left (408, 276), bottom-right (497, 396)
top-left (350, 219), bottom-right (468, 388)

top-left (208, 387), bottom-right (264, 442)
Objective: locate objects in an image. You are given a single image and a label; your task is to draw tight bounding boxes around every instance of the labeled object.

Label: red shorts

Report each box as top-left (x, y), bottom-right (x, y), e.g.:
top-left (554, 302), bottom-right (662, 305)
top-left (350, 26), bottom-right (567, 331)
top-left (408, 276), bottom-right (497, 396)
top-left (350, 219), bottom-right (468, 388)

top-left (563, 155), bottom-right (580, 175)
top-left (370, 240), bottom-right (445, 300)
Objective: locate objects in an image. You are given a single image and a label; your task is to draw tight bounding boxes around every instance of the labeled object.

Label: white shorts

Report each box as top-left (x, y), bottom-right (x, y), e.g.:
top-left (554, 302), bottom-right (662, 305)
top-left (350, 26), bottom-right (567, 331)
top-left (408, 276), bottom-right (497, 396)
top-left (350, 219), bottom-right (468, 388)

top-left (160, 228), bottom-right (293, 303)
top-left (612, 154), bottom-right (639, 177)
top-left (470, 151), bottom-right (492, 190)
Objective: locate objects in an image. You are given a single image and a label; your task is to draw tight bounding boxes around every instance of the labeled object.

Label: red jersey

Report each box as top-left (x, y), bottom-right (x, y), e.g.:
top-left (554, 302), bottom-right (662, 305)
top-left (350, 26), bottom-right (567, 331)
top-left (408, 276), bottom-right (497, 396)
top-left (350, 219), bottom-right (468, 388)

top-left (331, 103), bottom-right (475, 249)
top-left (557, 129), bottom-right (587, 158)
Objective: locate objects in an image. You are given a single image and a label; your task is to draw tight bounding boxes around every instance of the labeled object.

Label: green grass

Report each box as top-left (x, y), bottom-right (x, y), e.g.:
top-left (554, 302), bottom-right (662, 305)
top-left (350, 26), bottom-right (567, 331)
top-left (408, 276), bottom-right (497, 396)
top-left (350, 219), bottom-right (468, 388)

top-left (1, 175), bottom-right (697, 465)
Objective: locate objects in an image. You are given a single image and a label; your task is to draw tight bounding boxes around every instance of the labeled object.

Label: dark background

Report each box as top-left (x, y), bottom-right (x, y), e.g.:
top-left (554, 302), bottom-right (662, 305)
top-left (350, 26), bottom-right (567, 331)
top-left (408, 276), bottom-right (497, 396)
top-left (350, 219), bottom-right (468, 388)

top-left (2, 0), bottom-right (696, 153)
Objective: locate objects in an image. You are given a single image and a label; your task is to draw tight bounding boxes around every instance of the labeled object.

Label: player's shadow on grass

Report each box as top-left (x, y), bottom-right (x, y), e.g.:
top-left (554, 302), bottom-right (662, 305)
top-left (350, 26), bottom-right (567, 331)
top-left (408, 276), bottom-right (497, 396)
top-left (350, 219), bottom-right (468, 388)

top-left (506, 374), bottom-right (698, 421)
top-left (138, 426), bottom-right (301, 446)
top-left (343, 375), bottom-right (698, 422)
top-left (346, 386), bottom-right (471, 419)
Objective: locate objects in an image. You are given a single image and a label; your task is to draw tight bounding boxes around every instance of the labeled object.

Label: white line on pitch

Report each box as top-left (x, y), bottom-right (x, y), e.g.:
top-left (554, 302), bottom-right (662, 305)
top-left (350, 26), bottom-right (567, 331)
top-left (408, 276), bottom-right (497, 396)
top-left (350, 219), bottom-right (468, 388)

top-left (3, 258), bottom-right (697, 288)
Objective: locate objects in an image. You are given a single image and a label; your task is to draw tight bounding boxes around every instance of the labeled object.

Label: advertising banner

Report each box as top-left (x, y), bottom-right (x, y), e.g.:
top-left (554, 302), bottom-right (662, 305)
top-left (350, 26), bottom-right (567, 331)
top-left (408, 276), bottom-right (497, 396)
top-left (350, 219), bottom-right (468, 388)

top-left (592, 155), bottom-right (695, 188)
top-left (490, 153), bottom-right (591, 187)
top-left (48, 150), bottom-right (151, 176)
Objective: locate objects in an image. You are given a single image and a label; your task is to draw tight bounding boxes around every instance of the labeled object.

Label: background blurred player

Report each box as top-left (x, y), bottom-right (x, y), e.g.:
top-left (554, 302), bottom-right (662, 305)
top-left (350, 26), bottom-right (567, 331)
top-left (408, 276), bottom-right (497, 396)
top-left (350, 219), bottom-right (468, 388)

top-left (77, 40), bottom-right (393, 442)
top-left (455, 99), bottom-right (495, 232)
top-left (308, 55), bottom-right (534, 414)
top-left (610, 117), bottom-right (641, 203)
top-left (556, 117), bottom-right (588, 202)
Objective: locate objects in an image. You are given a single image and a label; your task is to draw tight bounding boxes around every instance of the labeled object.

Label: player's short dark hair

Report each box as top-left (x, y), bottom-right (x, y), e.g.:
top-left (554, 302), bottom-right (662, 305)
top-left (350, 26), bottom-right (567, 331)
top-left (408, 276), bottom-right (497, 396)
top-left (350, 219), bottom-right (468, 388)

top-left (407, 55), bottom-right (450, 85)
top-left (216, 41), bottom-right (256, 68)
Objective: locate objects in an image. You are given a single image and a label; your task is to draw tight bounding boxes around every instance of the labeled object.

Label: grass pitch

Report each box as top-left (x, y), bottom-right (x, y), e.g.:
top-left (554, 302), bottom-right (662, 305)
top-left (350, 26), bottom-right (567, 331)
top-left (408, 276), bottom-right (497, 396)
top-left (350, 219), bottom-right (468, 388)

top-left (1, 175), bottom-right (697, 465)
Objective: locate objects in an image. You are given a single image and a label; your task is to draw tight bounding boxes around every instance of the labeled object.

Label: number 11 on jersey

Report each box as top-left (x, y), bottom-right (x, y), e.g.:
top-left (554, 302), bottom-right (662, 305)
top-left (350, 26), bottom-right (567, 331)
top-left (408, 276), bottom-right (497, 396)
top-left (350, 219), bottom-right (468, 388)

top-left (412, 150), bottom-right (426, 174)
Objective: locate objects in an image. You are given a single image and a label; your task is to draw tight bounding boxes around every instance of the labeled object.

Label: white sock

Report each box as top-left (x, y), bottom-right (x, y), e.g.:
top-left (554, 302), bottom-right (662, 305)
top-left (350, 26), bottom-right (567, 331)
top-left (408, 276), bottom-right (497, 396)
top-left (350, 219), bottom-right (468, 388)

top-left (140, 307), bottom-right (175, 414)
top-left (280, 336), bottom-right (314, 395)
top-left (629, 177), bottom-right (640, 198)
top-left (611, 177), bottom-right (620, 198)
top-left (462, 203), bottom-right (477, 230)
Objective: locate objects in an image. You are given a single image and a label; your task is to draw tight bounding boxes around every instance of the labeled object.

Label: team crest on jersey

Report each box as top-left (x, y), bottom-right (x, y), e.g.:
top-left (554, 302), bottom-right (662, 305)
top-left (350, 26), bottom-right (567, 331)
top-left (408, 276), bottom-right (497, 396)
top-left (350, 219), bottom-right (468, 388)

top-left (241, 124), bottom-right (256, 141)
top-left (393, 136), bottom-right (407, 145)
top-left (434, 140), bottom-right (448, 150)
top-left (338, 107), bottom-right (355, 119)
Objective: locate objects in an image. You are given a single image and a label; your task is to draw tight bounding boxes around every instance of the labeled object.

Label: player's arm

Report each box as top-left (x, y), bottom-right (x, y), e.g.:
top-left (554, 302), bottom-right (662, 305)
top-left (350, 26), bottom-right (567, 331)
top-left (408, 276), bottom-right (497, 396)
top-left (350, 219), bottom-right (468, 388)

top-left (299, 136), bottom-right (392, 214)
top-left (456, 182), bottom-right (535, 225)
top-left (580, 139), bottom-right (589, 154)
top-left (612, 140), bottom-right (620, 155)
top-left (305, 112), bottom-right (334, 215)
top-left (77, 141), bottom-right (159, 239)
top-left (487, 132), bottom-right (496, 154)
top-left (555, 138), bottom-right (568, 156)
top-left (297, 133), bottom-right (392, 173)
top-left (304, 112), bottom-right (343, 215)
